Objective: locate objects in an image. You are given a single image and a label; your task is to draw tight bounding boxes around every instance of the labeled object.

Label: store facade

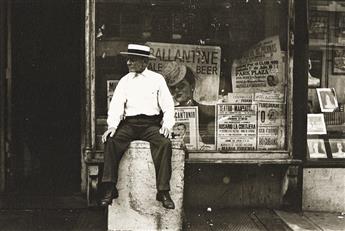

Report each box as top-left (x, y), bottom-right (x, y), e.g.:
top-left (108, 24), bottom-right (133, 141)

top-left (1, 0), bottom-right (344, 211)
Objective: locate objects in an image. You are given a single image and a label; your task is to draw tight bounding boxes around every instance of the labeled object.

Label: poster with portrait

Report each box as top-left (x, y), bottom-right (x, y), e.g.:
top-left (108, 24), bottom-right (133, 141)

top-left (307, 114), bottom-right (327, 135)
top-left (147, 42), bottom-right (221, 104)
top-left (329, 139), bottom-right (345, 158)
top-left (173, 106), bottom-right (199, 150)
top-left (107, 80), bottom-right (119, 110)
top-left (216, 104), bottom-right (257, 151)
top-left (257, 102), bottom-right (285, 150)
top-left (307, 139), bottom-right (327, 159)
top-left (316, 88), bottom-right (338, 112)
top-left (231, 35), bottom-right (284, 93)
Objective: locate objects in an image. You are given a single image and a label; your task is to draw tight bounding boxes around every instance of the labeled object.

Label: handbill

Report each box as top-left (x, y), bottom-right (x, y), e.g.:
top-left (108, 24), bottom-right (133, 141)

top-left (227, 93), bottom-right (253, 104)
top-left (216, 104), bottom-right (257, 151)
top-left (107, 80), bottom-right (119, 110)
top-left (147, 42), bottom-right (221, 103)
top-left (173, 106), bottom-right (199, 150)
top-left (254, 91), bottom-right (285, 103)
top-left (257, 102), bottom-right (285, 150)
top-left (231, 35), bottom-right (284, 93)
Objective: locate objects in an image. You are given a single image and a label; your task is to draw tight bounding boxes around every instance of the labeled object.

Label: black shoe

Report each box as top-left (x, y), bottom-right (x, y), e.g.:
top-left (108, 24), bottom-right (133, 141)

top-left (100, 184), bottom-right (118, 206)
top-left (156, 191), bottom-right (175, 209)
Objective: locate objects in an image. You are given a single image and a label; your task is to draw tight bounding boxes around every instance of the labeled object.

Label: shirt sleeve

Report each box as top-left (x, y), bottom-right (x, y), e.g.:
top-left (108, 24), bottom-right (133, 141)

top-left (107, 77), bottom-right (127, 130)
top-left (158, 77), bottom-right (175, 130)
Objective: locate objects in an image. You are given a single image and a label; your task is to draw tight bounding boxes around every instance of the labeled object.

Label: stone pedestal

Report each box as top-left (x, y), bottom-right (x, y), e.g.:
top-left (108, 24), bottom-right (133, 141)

top-left (108, 140), bottom-right (185, 231)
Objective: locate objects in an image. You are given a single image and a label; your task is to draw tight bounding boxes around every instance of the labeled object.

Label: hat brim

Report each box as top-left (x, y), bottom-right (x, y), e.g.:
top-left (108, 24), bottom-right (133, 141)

top-left (120, 52), bottom-right (156, 59)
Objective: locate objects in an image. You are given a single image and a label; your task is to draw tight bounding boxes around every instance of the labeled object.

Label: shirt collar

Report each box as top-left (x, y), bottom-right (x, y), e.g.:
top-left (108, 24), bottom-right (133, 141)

top-left (131, 68), bottom-right (149, 78)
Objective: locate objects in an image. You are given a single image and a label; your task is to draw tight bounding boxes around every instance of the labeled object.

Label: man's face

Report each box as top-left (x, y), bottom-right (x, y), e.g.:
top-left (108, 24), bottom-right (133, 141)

top-left (169, 79), bottom-right (193, 105)
top-left (127, 56), bottom-right (148, 73)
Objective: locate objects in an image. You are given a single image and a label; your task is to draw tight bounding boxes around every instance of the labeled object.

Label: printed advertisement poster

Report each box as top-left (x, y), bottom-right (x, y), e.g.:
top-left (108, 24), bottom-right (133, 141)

top-left (173, 107), bottom-right (199, 150)
top-left (107, 80), bottom-right (119, 110)
top-left (254, 91), bottom-right (285, 103)
top-left (307, 114), bottom-right (327, 135)
top-left (227, 93), bottom-right (253, 104)
top-left (257, 102), bottom-right (285, 150)
top-left (216, 104), bottom-right (257, 151)
top-left (147, 42), bottom-right (221, 104)
top-left (231, 35), bottom-right (284, 93)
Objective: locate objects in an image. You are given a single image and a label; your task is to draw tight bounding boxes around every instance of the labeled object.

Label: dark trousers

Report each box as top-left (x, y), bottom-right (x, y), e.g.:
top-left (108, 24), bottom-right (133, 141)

top-left (101, 115), bottom-right (172, 191)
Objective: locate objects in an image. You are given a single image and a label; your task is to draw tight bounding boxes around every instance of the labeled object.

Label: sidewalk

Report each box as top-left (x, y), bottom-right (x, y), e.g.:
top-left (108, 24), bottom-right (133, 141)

top-left (275, 210), bottom-right (345, 231)
top-left (0, 207), bottom-right (344, 230)
top-left (184, 208), bottom-right (345, 231)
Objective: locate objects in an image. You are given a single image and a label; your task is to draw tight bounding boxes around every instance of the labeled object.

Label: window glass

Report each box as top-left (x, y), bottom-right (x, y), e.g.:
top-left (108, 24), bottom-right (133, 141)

top-left (95, 0), bottom-right (290, 152)
top-left (307, 0), bottom-right (345, 159)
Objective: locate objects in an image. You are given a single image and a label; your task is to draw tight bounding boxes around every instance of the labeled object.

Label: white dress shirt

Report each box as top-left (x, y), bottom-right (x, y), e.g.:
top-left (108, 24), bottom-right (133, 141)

top-left (107, 68), bottom-right (175, 131)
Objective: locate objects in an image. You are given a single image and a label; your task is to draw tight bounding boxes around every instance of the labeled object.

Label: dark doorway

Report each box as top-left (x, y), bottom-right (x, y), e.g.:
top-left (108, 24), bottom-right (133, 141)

top-left (8, 0), bottom-right (83, 196)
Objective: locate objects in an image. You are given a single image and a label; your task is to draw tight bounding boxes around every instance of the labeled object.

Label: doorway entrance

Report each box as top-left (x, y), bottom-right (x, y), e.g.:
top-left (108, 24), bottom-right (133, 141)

top-left (7, 1), bottom-right (83, 197)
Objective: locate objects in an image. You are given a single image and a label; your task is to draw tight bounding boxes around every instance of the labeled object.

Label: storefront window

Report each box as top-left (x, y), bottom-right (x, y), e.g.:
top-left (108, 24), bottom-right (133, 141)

top-left (307, 0), bottom-right (345, 159)
top-left (94, 0), bottom-right (290, 153)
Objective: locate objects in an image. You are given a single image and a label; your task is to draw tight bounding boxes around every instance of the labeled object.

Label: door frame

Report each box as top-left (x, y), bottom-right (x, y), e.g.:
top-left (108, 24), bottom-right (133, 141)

top-left (0, 0), bottom-right (11, 193)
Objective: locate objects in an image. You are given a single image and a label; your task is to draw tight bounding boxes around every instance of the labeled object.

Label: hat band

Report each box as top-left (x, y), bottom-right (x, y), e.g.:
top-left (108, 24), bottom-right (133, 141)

top-left (127, 48), bottom-right (150, 56)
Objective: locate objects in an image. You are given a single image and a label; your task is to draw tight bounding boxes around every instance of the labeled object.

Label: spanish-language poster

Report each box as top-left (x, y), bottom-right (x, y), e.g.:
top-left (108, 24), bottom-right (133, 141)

top-left (307, 113), bottom-right (327, 135)
top-left (147, 42), bottom-right (221, 103)
top-left (257, 102), bottom-right (285, 150)
top-left (227, 93), bottom-right (253, 104)
top-left (173, 106), bottom-right (199, 150)
top-left (107, 80), bottom-right (119, 110)
top-left (254, 91), bottom-right (285, 103)
top-left (231, 35), bottom-right (284, 93)
top-left (216, 104), bottom-right (257, 151)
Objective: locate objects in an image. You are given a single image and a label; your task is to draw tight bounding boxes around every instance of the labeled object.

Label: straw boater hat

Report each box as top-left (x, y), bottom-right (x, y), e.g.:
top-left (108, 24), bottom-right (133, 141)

top-left (120, 44), bottom-right (156, 59)
top-left (161, 61), bottom-right (187, 86)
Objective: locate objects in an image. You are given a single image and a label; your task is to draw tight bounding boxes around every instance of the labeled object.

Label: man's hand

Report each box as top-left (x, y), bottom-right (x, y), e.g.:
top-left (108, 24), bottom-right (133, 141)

top-left (102, 127), bottom-right (116, 143)
top-left (159, 126), bottom-right (171, 138)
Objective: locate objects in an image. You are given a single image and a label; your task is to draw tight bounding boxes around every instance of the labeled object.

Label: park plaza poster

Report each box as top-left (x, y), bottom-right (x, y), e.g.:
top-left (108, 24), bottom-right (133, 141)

top-left (231, 35), bottom-right (285, 94)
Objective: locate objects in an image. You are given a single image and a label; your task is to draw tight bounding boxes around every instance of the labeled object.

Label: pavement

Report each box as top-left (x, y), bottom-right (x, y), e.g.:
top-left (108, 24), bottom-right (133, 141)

top-left (1, 207), bottom-right (345, 231)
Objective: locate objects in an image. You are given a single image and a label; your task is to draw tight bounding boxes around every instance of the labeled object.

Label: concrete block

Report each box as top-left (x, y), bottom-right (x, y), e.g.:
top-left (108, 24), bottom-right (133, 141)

top-left (303, 168), bottom-right (345, 212)
top-left (108, 140), bottom-right (185, 231)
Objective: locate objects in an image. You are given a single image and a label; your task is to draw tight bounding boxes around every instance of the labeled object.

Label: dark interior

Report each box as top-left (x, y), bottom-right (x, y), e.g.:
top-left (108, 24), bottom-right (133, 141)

top-left (9, 0), bottom-right (83, 195)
